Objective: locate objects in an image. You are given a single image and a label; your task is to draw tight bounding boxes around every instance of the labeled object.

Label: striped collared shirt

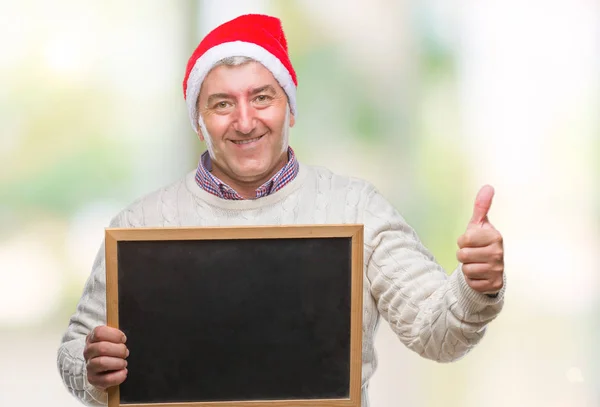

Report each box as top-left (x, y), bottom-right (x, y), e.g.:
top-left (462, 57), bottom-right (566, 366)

top-left (194, 147), bottom-right (299, 200)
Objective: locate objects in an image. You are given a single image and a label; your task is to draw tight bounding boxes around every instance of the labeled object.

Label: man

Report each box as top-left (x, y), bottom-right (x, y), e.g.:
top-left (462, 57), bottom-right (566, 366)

top-left (57, 14), bottom-right (505, 407)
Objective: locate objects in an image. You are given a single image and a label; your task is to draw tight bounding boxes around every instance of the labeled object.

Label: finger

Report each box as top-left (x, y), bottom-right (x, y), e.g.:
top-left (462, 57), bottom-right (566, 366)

top-left (465, 277), bottom-right (504, 294)
top-left (461, 263), bottom-right (492, 280)
top-left (457, 246), bottom-right (504, 264)
top-left (88, 368), bottom-right (128, 390)
top-left (457, 228), bottom-right (502, 248)
top-left (88, 326), bottom-right (127, 344)
top-left (87, 356), bottom-right (128, 374)
top-left (469, 185), bottom-right (495, 227)
top-left (84, 342), bottom-right (129, 361)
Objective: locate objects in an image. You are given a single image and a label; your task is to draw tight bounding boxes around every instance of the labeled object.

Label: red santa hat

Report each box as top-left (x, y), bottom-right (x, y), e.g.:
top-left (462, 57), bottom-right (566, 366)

top-left (183, 14), bottom-right (298, 132)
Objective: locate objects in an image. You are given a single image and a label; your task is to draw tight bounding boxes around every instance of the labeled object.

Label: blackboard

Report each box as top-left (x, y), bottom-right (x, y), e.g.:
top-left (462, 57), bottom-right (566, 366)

top-left (105, 225), bottom-right (363, 407)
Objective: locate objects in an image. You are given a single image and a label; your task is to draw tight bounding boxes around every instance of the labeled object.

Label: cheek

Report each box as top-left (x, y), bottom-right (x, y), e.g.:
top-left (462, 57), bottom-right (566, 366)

top-left (260, 111), bottom-right (287, 135)
top-left (204, 115), bottom-right (231, 138)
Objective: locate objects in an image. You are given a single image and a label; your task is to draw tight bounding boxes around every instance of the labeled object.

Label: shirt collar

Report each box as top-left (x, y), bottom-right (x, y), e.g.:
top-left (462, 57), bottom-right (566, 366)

top-left (194, 147), bottom-right (299, 200)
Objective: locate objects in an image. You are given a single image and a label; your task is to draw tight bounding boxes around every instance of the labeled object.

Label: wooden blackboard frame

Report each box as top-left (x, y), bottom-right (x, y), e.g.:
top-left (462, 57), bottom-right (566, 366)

top-left (105, 224), bottom-right (364, 407)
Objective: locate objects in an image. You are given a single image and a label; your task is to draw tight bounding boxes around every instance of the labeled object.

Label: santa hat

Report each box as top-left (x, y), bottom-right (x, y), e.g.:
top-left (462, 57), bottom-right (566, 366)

top-left (183, 14), bottom-right (298, 132)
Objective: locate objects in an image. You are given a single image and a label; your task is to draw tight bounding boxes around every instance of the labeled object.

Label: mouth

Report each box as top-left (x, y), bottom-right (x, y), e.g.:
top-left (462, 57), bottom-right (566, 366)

top-left (230, 134), bottom-right (264, 145)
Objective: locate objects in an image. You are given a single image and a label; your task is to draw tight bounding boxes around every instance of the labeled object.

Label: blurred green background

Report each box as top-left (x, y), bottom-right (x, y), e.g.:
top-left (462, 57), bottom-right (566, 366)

top-left (1, 1), bottom-right (599, 406)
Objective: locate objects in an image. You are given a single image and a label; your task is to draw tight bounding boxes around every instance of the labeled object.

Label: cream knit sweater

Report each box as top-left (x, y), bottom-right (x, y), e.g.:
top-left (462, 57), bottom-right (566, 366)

top-left (57, 163), bottom-right (505, 407)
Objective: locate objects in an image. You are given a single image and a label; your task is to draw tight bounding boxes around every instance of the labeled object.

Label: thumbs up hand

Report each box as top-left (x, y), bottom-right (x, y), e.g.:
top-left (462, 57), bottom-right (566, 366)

top-left (456, 185), bottom-right (504, 294)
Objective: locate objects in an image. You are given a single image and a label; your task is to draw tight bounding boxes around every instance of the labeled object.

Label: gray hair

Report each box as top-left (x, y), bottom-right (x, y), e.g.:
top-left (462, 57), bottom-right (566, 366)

top-left (214, 56), bottom-right (256, 67)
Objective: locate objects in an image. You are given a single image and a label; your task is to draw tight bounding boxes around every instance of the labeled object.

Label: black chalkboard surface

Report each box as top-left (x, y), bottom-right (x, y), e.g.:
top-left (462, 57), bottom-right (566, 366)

top-left (104, 225), bottom-right (363, 407)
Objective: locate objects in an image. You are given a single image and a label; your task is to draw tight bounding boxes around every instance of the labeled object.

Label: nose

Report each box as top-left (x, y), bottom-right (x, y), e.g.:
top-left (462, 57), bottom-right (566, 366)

top-left (232, 100), bottom-right (256, 135)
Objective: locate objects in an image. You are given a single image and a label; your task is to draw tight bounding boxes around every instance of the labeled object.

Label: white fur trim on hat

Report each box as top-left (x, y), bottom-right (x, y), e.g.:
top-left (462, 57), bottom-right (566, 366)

top-left (185, 41), bottom-right (297, 132)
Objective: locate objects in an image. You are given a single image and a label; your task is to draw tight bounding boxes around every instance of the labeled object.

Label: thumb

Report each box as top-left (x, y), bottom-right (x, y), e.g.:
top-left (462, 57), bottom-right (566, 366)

top-left (469, 185), bottom-right (495, 227)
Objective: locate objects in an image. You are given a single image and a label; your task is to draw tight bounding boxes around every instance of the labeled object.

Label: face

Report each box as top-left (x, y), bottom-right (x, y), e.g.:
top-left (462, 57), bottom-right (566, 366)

top-left (196, 61), bottom-right (295, 187)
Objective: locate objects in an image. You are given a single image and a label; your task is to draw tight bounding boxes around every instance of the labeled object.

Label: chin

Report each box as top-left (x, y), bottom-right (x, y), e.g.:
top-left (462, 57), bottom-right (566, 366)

top-left (232, 164), bottom-right (270, 179)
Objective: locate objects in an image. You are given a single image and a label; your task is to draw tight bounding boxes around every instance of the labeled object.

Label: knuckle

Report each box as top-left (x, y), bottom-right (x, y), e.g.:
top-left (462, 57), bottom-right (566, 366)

top-left (95, 356), bottom-right (107, 370)
top-left (91, 326), bottom-right (101, 342)
top-left (463, 232), bottom-right (474, 246)
top-left (96, 326), bottom-right (107, 339)
top-left (463, 264), bottom-right (476, 276)
top-left (492, 280), bottom-right (504, 291)
top-left (96, 325), bottom-right (111, 342)
top-left (101, 342), bottom-right (113, 356)
top-left (86, 358), bottom-right (98, 373)
top-left (486, 248), bottom-right (501, 262)
top-left (96, 343), bottom-right (107, 356)
top-left (83, 346), bottom-right (91, 361)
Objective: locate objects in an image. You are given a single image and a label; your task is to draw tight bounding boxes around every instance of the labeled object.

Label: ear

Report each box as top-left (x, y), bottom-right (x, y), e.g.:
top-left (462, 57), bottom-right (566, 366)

top-left (197, 128), bottom-right (205, 142)
top-left (289, 113), bottom-right (295, 128)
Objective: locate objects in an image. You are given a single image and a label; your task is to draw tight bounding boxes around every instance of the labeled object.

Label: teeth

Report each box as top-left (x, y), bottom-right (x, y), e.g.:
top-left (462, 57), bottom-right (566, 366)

top-left (233, 136), bottom-right (261, 145)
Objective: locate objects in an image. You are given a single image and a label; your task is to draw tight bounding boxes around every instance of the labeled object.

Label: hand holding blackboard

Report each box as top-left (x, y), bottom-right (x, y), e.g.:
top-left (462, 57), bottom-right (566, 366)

top-left (83, 325), bottom-right (129, 390)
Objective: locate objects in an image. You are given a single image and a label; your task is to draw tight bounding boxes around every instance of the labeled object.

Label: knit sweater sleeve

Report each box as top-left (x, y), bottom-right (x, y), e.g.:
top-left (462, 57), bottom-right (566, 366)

top-left (56, 213), bottom-right (127, 406)
top-left (363, 187), bottom-right (505, 362)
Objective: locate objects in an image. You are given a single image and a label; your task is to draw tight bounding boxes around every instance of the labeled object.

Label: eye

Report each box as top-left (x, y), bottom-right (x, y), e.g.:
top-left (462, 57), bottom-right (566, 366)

top-left (216, 101), bottom-right (229, 109)
top-left (255, 95), bottom-right (272, 103)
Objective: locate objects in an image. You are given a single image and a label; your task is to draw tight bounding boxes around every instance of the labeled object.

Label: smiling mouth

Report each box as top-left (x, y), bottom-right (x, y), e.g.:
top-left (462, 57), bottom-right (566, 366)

top-left (231, 135), bottom-right (264, 145)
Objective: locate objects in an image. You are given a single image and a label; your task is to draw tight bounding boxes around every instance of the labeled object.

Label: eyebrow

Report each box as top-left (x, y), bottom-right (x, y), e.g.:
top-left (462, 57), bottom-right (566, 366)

top-left (205, 85), bottom-right (277, 107)
top-left (250, 85), bottom-right (277, 96)
top-left (206, 93), bottom-right (233, 106)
